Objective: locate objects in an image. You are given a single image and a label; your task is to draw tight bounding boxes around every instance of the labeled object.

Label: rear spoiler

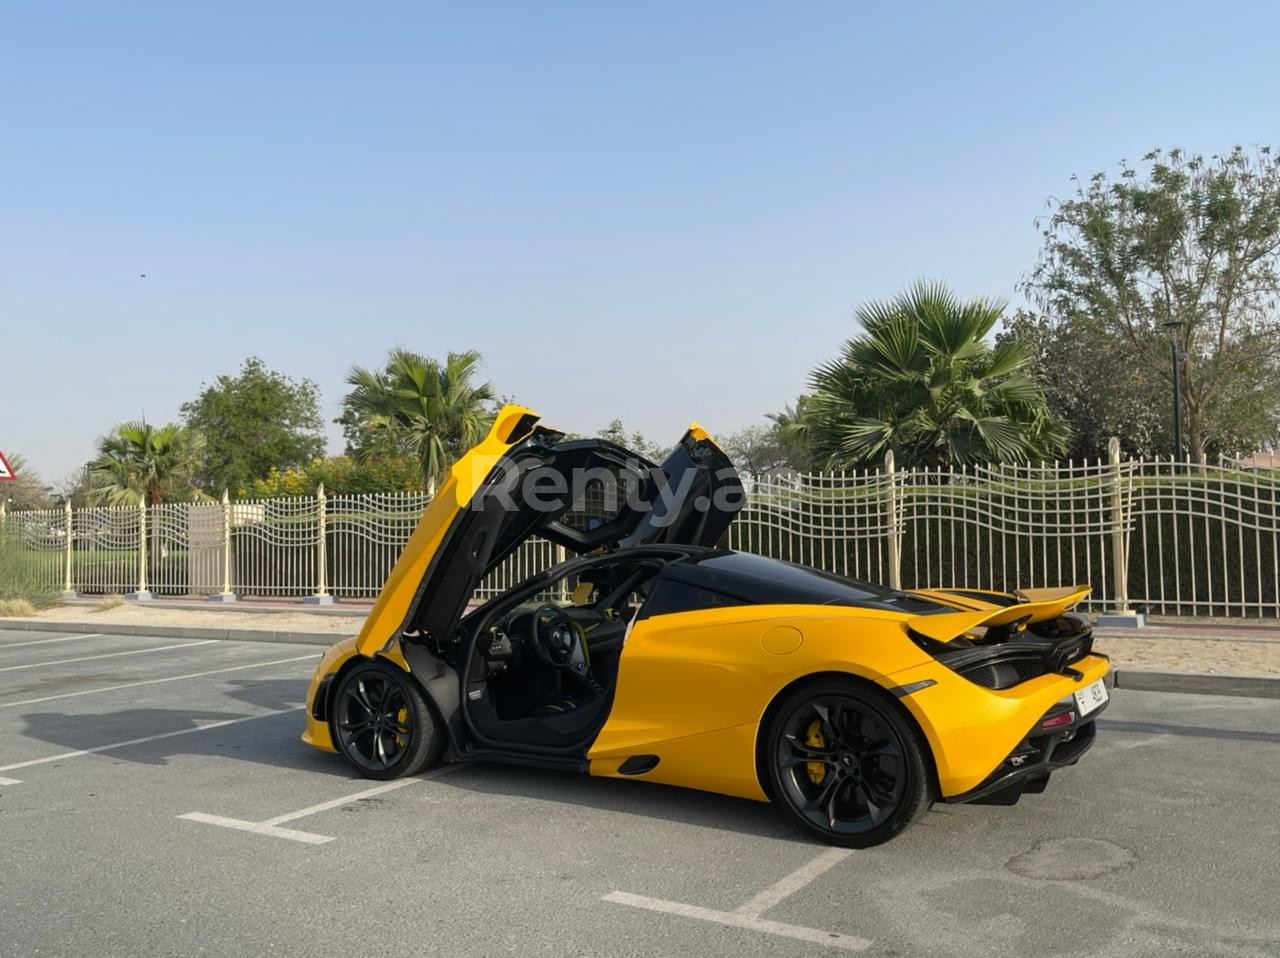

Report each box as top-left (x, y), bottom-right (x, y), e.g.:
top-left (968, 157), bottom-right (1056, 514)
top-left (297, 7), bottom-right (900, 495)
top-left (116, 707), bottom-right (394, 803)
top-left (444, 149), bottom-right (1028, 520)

top-left (906, 585), bottom-right (1091, 645)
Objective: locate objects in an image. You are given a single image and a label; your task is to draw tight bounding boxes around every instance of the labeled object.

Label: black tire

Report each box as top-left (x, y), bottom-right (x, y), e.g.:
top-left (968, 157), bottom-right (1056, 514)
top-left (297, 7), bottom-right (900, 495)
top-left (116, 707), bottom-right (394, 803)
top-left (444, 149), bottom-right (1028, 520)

top-left (331, 659), bottom-right (444, 780)
top-left (766, 679), bottom-right (933, 848)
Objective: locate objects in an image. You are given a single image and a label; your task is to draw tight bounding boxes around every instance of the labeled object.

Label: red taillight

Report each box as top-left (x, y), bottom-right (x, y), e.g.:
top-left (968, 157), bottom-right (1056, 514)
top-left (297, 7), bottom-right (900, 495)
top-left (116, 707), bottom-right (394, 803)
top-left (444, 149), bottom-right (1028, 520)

top-left (1041, 711), bottom-right (1074, 729)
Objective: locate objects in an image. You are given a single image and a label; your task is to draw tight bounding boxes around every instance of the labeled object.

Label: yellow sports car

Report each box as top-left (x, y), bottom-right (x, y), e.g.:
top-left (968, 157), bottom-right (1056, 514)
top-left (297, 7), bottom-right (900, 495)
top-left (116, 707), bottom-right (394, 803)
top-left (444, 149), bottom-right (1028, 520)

top-left (302, 405), bottom-right (1110, 847)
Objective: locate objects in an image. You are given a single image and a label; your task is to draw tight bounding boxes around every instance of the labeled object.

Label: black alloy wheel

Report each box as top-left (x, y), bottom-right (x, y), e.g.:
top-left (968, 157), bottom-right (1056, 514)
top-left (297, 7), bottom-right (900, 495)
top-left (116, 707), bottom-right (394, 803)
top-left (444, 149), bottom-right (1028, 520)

top-left (332, 660), bottom-right (442, 780)
top-left (767, 679), bottom-right (932, 847)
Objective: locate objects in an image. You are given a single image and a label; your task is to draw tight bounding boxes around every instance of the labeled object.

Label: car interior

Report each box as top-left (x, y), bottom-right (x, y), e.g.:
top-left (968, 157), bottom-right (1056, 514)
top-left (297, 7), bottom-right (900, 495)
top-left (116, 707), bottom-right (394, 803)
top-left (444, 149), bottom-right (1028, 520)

top-left (459, 554), bottom-right (667, 750)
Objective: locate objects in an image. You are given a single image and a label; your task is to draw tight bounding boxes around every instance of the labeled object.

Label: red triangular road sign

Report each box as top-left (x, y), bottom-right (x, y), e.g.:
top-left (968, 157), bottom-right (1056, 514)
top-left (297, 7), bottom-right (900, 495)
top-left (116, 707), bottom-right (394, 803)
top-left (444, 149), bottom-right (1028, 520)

top-left (0, 450), bottom-right (15, 481)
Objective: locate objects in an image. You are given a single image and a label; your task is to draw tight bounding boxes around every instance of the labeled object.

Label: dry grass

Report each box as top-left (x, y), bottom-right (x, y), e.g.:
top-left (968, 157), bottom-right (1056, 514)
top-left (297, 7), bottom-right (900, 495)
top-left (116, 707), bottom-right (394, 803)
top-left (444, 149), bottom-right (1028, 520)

top-left (95, 594), bottom-right (126, 612)
top-left (0, 598), bottom-right (38, 617)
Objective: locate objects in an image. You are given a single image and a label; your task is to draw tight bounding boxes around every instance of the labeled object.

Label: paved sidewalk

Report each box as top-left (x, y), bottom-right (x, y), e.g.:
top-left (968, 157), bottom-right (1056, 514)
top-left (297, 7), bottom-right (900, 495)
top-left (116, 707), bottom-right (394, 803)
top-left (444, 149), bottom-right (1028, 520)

top-left (58, 596), bottom-right (373, 618)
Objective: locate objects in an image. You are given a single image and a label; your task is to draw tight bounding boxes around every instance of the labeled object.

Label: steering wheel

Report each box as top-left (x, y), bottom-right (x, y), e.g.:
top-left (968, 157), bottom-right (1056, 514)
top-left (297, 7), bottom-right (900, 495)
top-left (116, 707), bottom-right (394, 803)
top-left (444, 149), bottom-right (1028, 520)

top-left (528, 604), bottom-right (584, 670)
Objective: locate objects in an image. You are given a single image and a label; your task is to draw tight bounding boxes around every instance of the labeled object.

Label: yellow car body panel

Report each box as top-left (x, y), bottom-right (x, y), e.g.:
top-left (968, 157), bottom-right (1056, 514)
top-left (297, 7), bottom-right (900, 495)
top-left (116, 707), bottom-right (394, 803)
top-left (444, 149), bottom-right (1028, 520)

top-left (586, 604), bottom-right (927, 800)
top-left (684, 421), bottom-right (722, 451)
top-left (587, 601), bottom-right (1109, 799)
top-left (888, 652), bottom-right (1109, 796)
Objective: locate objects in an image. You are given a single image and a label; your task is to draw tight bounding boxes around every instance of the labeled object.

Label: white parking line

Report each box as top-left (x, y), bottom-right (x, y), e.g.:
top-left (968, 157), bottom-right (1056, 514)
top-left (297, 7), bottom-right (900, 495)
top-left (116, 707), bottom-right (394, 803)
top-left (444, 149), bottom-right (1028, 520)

top-left (0, 654), bottom-right (319, 709)
top-left (602, 892), bottom-right (870, 951)
top-left (734, 847), bottom-right (852, 916)
top-left (0, 633), bottom-right (103, 649)
top-left (0, 640), bottom-right (216, 672)
top-left (0, 706), bottom-right (304, 784)
top-left (177, 813), bottom-right (338, 845)
top-left (179, 764), bottom-right (462, 844)
top-left (261, 776), bottom-right (424, 825)
top-left (604, 847), bottom-right (868, 952)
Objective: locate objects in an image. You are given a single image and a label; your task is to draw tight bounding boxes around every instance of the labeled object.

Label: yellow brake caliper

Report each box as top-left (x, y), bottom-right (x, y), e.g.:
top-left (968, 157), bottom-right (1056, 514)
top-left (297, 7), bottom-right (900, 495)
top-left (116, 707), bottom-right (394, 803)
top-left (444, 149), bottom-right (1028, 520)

top-left (806, 719), bottom-right (826, 785)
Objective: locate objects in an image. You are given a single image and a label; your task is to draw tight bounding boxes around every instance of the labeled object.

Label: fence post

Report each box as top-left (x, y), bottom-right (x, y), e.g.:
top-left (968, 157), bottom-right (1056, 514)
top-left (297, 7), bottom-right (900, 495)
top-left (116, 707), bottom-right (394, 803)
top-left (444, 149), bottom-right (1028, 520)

top-left (1098, 437), bottom-right (1142, 627)
top-left (210, 490), bottom-right (237, 602)
top-left (127, 498), bottom-right (153, 600)
top-left (62, 501), bottom-right (75, 598)
top-left (304, 483), bottom-right (334, 605)
top-left (884, 450), bottom-right (901, 590)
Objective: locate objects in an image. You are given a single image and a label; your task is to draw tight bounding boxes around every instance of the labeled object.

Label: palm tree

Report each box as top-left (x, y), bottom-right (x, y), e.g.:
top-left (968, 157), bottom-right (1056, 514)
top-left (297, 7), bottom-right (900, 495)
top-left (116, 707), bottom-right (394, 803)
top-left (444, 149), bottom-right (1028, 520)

top-left (343, 349), bottom-right (496, 492)
top-left (766, 396), bottom-right (817, 473)
top-left (87, 421), bottom-right (206, 506)
top-left (800, 282), bottom-right (1069, 469)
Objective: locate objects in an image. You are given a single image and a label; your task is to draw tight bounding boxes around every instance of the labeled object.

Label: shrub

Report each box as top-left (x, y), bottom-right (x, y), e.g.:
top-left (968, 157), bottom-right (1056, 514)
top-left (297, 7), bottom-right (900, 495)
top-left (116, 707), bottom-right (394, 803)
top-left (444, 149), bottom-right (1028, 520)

top-left (96, 594), bottom-right (125, 611)
top-left (0, 598), bottom-right (37, 617)
top-left (240, 456), bottom-right (424, 498)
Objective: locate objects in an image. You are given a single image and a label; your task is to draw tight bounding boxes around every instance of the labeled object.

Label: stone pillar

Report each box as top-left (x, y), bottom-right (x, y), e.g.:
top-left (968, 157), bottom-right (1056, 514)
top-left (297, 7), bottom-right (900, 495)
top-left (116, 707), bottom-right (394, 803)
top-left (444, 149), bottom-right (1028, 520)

top-left (209, 490), bottom-right (238, 602)
top-left (62, 501), bottom-right (76, 598)
top-left (303, 483), bottom-right (334, 605)
top-left (126, 498), bottom-right (153, 600)
top-left (1097, 437), bottom-right (1143, 628)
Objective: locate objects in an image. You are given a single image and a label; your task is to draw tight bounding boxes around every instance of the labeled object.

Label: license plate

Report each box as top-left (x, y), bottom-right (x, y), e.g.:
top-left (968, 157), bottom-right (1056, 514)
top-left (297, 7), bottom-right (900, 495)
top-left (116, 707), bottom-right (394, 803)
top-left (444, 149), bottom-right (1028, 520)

top-left (1074, 678), bottom-right (1109, 716)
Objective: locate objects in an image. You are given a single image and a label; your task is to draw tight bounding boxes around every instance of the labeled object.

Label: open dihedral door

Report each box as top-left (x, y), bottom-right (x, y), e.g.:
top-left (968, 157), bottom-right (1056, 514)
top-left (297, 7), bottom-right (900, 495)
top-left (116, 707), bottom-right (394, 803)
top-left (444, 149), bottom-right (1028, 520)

top-left (353, 411), bottom-right (745, 658)
top-left (352, 406), bottom-right (547, 656)
top-left (619, 424), bottom-right (744, 549)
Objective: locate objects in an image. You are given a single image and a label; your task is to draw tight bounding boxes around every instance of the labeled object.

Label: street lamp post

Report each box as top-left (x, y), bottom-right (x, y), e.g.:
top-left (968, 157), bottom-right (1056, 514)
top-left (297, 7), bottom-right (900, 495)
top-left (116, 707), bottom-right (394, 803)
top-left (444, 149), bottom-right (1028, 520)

top-left (1163, 320), bottom-right (1186, 461)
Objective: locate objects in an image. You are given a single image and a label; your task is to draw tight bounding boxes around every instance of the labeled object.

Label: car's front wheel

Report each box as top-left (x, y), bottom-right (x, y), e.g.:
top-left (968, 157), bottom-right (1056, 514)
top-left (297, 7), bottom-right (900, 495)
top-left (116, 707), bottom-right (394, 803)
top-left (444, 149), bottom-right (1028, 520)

top-left (766, 679), bottom-right (932, 847)
top-left (331, 659), bottom-right (443, 780)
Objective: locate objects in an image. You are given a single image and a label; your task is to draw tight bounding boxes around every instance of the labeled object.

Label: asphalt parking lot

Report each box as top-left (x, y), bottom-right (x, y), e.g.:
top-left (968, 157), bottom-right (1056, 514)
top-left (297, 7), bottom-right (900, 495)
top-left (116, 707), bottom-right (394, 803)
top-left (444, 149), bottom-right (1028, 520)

top-left (2, 629), bottom-right (1278, 957)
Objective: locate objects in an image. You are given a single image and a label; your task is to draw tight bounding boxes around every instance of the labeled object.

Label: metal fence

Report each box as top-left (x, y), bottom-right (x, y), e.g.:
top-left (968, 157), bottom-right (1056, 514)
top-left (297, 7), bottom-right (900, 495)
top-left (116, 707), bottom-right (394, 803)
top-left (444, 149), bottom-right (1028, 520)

top-left (3, 448), bottom-right (1279, 617)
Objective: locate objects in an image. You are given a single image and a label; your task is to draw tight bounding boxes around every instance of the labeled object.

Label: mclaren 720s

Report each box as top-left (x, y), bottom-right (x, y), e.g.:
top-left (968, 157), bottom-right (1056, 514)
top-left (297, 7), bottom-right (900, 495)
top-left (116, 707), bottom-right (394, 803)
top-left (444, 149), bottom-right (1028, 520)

top-left (302, 405), bottom-right (1110, 847)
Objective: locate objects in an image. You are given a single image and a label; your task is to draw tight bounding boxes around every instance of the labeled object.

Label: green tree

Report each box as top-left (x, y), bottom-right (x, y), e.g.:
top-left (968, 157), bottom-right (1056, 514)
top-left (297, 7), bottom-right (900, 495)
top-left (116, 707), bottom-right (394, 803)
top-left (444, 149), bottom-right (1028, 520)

top-left (180, 357), bottom-right (326, 493)
top-left (1025, 146), bottom-right (1280, 460)
top-left (800, 282), bottom-right (1069, 469)
top-left (87, 421), bottom-right (205, 505)
top-left (340, 349), bottom-right (496, 491)
top-left (998, 309), bottom-right (1169, 459)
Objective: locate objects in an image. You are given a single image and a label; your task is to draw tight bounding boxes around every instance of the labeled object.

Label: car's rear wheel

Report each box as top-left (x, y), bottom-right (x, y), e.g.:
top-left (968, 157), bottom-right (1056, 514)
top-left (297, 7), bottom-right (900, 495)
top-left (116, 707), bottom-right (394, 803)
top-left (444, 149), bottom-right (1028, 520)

top-left (766, 679), bottom-right (932, 847)
top-left (332, 660), bottom-right (442, 780)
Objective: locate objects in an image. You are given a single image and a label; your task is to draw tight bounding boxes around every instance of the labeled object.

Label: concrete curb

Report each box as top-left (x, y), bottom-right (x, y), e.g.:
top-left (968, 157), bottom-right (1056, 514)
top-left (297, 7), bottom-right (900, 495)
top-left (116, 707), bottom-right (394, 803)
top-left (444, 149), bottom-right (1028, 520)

top-left (1112, 669), bottom-right (1280, 699)
top-left (0, 618), bottom-right (340, 647)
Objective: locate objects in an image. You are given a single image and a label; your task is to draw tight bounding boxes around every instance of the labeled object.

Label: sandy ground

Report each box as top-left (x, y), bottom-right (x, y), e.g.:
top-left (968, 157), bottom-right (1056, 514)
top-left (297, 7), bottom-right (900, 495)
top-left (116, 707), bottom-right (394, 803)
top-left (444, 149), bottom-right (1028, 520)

top-left (19, 602), bottom-right (363, 635)
top-left (5, 603), bottom-right (1280, 675)
top-left (1095, 635), bottom-right (1280, 676)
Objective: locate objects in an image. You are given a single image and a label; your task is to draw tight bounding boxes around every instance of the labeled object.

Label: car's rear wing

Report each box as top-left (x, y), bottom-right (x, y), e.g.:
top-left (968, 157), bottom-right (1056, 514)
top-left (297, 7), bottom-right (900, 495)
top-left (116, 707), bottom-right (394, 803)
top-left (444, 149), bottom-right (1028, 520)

top-left (905, 585), bottom-right (1091, 645)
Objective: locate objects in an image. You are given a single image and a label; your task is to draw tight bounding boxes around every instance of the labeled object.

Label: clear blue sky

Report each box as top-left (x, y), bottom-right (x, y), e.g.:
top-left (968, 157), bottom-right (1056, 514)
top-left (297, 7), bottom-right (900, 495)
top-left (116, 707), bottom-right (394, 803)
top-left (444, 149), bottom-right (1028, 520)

top-left (3, 1), bottom-right (1278, 482)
